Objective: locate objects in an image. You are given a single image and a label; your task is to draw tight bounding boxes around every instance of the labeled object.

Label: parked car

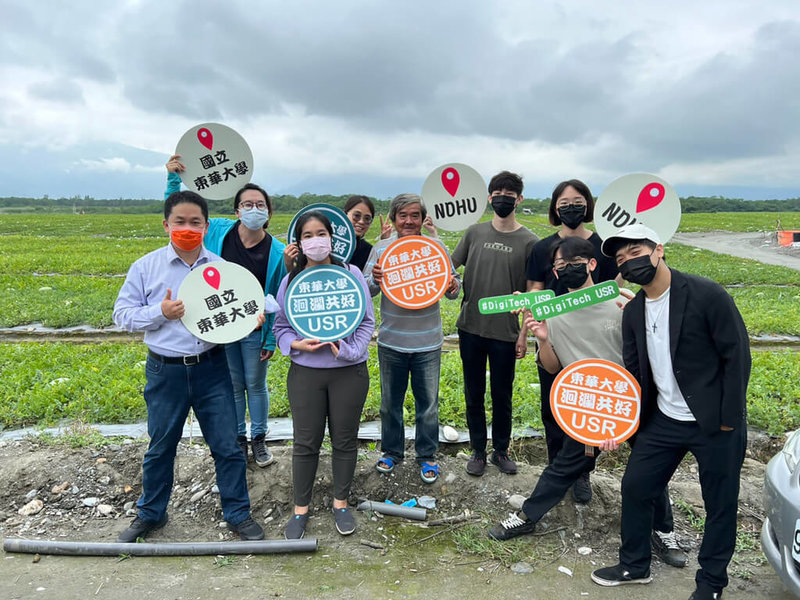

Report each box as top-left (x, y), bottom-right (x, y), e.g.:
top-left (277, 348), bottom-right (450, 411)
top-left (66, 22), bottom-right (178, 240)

top-left (762, 428), bottom-right (800, 598)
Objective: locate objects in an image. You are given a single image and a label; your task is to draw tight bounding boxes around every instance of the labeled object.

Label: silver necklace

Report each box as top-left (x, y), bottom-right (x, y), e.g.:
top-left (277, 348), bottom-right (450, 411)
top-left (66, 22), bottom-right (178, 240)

top-left (649, 298), bottom-right (668, 333)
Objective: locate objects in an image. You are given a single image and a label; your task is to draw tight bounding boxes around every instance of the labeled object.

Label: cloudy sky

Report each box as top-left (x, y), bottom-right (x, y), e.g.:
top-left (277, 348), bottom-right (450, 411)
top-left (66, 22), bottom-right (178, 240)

top-left (1, 0), bottom-right (799, 200)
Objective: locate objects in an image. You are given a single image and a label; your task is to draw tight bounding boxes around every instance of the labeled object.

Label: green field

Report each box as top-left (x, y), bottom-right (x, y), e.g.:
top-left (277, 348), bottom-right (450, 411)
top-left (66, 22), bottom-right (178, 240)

top-left (2, 342), bottom-right (797, 436)
top-left (1, 212), bottom-right (798, 435)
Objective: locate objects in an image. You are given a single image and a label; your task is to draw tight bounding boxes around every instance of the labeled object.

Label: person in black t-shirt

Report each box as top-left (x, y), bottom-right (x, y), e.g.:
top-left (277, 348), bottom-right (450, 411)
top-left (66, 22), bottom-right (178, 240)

top-left (525, 179), bottom-right (622, 504)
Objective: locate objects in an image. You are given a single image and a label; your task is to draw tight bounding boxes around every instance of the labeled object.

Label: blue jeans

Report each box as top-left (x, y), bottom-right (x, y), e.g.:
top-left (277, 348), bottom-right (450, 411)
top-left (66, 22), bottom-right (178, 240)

top-left (225, 329), bottom-right (269, 438)
top-left (377, 345), bottom-right (440, 464)
top-left (138, 348), bottom-right (251, 525)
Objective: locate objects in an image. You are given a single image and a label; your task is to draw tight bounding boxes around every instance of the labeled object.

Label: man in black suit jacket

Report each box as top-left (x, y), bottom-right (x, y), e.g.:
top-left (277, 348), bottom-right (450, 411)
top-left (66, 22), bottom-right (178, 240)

top-left (591, 224), bottom-right (750, 600)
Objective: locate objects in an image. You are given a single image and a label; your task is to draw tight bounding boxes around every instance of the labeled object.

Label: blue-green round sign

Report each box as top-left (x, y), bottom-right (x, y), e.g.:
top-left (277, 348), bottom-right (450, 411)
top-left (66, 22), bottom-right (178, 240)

top-left (287, 203), bottom-right (356, 263)
top-left (284, 265), bottom-right (367, 342)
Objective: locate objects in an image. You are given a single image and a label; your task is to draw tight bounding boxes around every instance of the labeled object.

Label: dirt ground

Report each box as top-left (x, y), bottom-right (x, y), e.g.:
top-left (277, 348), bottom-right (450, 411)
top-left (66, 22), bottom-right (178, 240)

top-left (673, 231), bottom-right (800, 271)
top-left (0, 434), bottom-right (795, 600)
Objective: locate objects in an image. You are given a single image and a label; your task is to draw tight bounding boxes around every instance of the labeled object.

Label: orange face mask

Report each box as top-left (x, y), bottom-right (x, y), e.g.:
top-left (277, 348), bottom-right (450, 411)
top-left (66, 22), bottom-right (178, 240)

top-left (170, 227), bottom-right (204, 252)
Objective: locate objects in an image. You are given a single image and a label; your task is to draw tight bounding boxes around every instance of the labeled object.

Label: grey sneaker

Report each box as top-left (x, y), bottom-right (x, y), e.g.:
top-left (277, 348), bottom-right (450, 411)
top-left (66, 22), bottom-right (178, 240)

top-left (252, 434), bottom-right (274, 467)
top-left (285, 513), bottom-right (309, 540)
top-left (117, 515), bottom-right (168, 543)
top-left (652, 530), bottom-right (688, 568)
top-left (466, 452), bottom-right (487, 476)
top-left (489, 451), bottom-right (517, 474)
top-left (332, 507), bottom-right (356, 535)
top-left (227, 517), bottom-right (264, 541)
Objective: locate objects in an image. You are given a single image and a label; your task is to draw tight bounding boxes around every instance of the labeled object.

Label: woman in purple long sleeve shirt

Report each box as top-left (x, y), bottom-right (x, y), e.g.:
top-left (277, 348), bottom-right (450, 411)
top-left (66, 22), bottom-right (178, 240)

top-left (273, 212), bottom-right (375, 540)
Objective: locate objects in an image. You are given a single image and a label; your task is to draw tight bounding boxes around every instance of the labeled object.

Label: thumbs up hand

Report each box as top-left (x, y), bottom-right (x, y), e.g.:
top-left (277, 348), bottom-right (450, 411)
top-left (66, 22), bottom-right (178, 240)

top-left (161, 288), bottom-right (185, 320)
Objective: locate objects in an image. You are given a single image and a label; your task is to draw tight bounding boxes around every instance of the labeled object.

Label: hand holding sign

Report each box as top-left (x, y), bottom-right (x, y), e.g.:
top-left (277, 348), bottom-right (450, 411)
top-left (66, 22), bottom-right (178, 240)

top-left (524, 314), bottom-right (548, 342)
top-left (166, 154), bottom-right (186, 174)
top-left (290, 338), bottom-right (327, 352)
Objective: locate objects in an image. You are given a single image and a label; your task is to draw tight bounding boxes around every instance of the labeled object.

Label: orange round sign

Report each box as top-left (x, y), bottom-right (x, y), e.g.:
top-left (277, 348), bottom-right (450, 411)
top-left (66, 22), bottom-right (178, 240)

top-left (379, 235), bottom-right (452, 310)
top-left (550, 358), bottom-right (641, 447)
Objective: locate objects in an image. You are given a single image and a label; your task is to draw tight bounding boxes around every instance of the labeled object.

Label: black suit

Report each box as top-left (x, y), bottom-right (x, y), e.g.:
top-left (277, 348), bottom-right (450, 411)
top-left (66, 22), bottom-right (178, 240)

top-left (618, 268), bottom-right (750, 595)
top-left (622, 269), bottom-right (751, 432)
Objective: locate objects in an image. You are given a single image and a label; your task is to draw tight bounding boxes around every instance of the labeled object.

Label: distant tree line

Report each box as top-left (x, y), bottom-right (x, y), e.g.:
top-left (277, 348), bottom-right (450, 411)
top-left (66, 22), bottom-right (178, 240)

top-left (0, 193), bottom-right (798, 214)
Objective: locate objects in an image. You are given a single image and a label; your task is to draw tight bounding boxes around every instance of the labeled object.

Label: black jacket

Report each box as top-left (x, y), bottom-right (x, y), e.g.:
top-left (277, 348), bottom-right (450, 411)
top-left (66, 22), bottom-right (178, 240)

top-left (622, 268), bottom-right (751, 434)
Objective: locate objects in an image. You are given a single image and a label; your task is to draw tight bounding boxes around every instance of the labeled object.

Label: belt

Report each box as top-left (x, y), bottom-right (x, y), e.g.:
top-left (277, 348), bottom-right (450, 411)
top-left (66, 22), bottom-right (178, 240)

top-left (148, 345), bottom-right (222, 366)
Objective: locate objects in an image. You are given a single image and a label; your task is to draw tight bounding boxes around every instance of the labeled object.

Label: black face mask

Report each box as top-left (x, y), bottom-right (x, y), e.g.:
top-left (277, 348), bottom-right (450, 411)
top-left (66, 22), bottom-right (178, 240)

top-left (558, 205), bottom-right (586, 229)
top-left (619, 253), bottom-right (659, 285)
top-left (491, 195), bottom-right (517, 218)
top-left (555, 263), bottom-right (590, 289)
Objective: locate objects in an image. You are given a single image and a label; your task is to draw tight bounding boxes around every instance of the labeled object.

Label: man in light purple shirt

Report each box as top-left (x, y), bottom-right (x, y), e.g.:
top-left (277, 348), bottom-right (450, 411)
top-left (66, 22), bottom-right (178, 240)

top-left (112, 191), bottom-right (263, 543)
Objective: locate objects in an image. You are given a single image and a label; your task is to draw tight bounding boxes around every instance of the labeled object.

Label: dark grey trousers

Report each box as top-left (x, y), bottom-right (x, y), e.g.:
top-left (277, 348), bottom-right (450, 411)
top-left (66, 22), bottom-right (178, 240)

top-left (288, 362), bottom-right (369, 506)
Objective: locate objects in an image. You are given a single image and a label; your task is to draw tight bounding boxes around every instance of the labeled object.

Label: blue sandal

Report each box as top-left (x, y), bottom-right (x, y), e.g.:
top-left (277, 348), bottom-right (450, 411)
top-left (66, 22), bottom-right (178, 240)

top-left (420, 462), bottom-right (439, 484)
top-left (376, 456), bottom-right (398, 474)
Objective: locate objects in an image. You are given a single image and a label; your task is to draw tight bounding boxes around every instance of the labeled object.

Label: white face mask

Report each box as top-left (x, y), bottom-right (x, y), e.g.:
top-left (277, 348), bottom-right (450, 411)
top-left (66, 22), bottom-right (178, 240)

top-left (301, 236), bottom-right (332, 261)
top-left (239, 207), bottom-right (269, 230)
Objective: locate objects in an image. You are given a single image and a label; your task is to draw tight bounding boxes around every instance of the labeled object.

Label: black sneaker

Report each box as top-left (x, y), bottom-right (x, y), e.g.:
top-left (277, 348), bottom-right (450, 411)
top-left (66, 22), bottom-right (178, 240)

top-left (488, 511), bottom-right (536, 541)
top-left (251, 434), bottom-right (274, 467)
top-left (285, 513), bottom-right (309, 540)
top-left (332, 507), bottom-right (356, 536)
top-left (237, 435), bottom-right (249, 461)
top-left (489, 451), bottom-right (517, 474)
top-left (572, 471), bottom-right (592, 504)
top-left (466, 452), bottom-right (487, 476)
top-left (227, 517), bottom-right (264, 541)
top-left (117, 515), bottom-right (168, 543)
top-left (591, 564), bottom-right (652, 586)
top-left (652, 530), bottom-right (688, 568)
top-left (688, 586), bottom-right (722, 600)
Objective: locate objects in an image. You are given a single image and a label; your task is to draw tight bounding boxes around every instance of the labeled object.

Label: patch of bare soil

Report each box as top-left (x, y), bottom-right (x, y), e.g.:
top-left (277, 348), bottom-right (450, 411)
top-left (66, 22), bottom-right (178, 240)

top-left (673, 231), bottom-right (800, 271)
top-left (0, 435), bottom-right (788, 600)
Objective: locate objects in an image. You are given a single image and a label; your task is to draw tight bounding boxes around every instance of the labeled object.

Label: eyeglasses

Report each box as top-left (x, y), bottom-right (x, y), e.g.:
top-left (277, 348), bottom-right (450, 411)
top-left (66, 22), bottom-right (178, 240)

top-left (553, 259), bottom-right (589, 269)
top-left (556, 198), bottom-right (587, 209)
top-left (350, 212), bottom-right (373, 224)
top-left (241, 202), bottom-right (268, 210)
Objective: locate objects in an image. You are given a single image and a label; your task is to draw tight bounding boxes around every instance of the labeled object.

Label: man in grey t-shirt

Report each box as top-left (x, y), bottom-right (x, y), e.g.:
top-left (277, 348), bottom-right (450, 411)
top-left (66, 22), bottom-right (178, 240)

top-left (488, 236), bottom-right (685, 574)
top-left (451, 171), bottom-right (538, 477)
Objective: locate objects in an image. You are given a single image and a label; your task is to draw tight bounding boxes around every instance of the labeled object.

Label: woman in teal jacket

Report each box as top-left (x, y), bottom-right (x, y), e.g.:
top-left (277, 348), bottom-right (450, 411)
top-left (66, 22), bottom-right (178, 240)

top-left (166, 156), bottom-right (286, 467)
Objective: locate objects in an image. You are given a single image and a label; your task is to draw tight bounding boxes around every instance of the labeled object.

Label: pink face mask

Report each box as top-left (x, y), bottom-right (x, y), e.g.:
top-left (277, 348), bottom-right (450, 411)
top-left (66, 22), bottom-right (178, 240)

top-left (301, 236), bottom-right (332, 261)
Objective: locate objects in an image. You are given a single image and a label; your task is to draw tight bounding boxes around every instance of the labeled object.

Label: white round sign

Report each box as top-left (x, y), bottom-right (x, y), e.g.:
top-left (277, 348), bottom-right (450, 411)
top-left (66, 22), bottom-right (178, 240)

top-left (595, 173), bottom-right (682, 244)
top-left (178, 261), bottom-right (264, 344)
top-left (421, 163), bottom-right (486, 232)
top-left (175, 123), bottom-right (254, 201)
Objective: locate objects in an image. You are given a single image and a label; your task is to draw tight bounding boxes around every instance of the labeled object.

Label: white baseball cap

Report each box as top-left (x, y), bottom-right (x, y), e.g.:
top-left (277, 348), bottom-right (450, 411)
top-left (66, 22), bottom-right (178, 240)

top-left (601, 223), bottom-right (662, 257)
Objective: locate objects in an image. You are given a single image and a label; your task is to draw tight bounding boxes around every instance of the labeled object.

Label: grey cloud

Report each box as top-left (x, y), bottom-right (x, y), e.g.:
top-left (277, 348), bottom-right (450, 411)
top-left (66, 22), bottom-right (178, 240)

top-left (6, 0), bottom-right (800, 185)
top-left (108, 0), bottom-right (645, 147)
top-left (28, 78), bottom-right (84, 104)
top-left (0, 2), bottom-right (115, 82)
top-left (620, 20), bottom-right (800, 164)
